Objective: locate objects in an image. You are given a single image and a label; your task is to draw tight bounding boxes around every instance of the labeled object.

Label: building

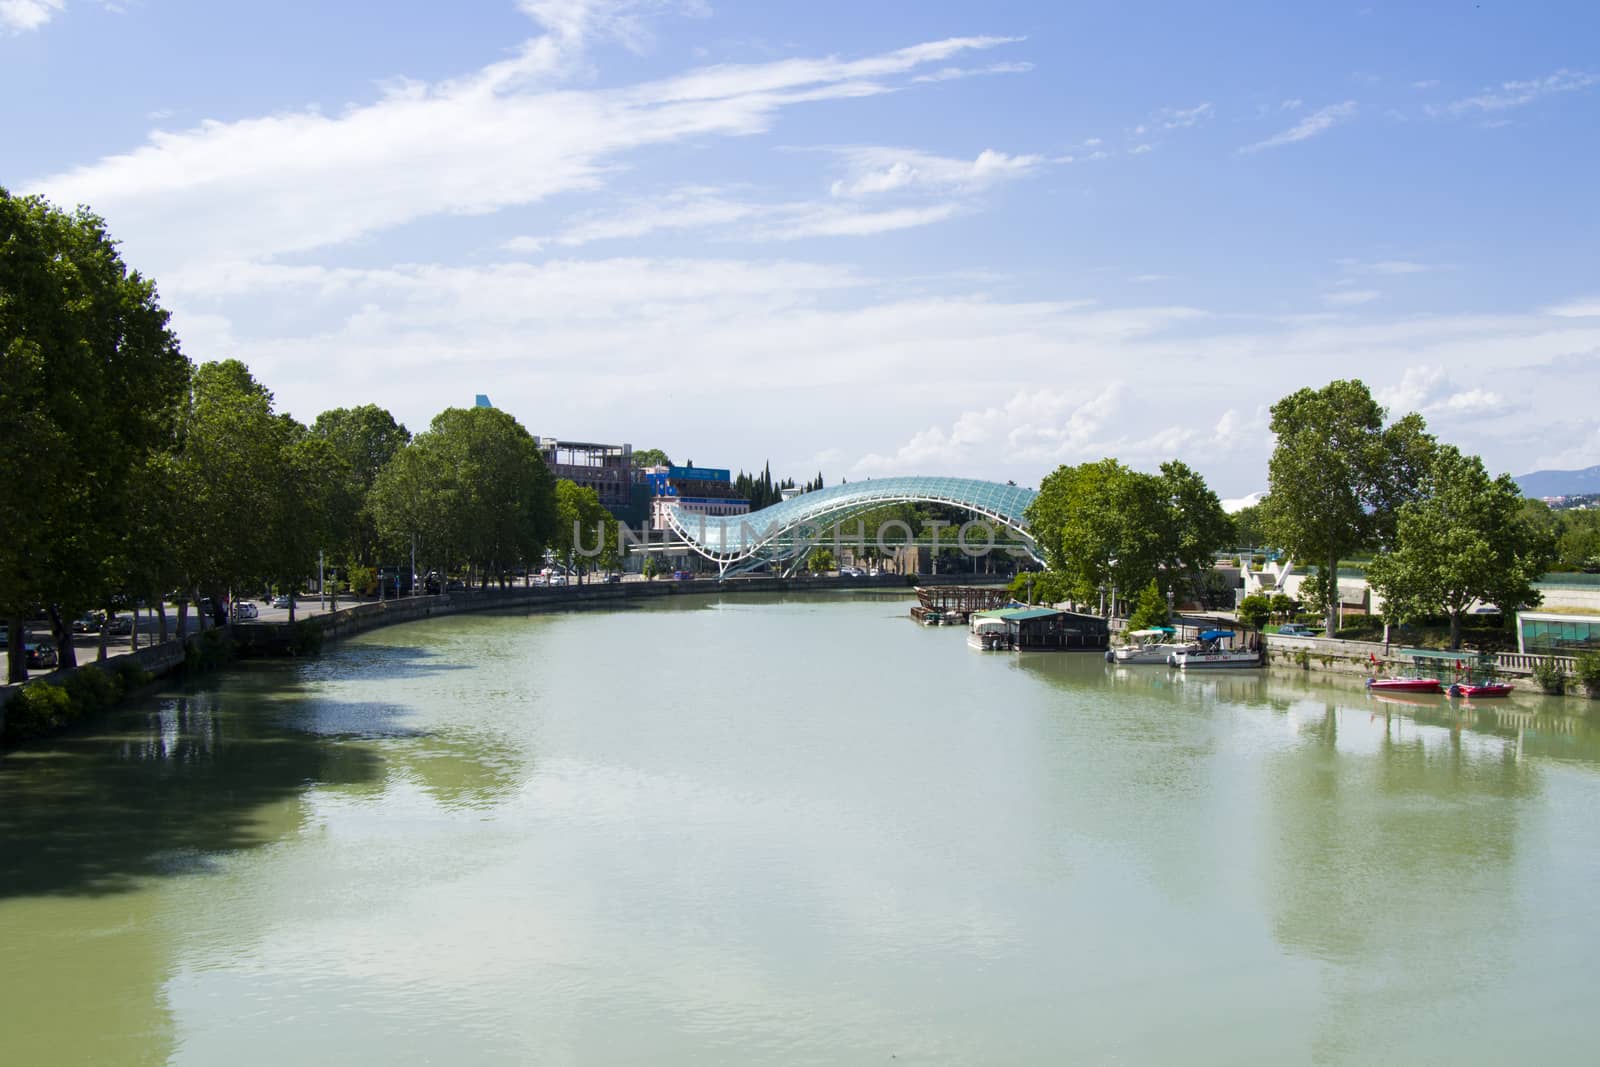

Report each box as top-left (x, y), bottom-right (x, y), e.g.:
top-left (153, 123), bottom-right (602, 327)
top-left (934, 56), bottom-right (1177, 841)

top-left (537, 438), bottom-right (642, 518)
top-left (645, 465), bottom-right (750, 530)
top-left (1516, 611), bottom-right (1600, 655)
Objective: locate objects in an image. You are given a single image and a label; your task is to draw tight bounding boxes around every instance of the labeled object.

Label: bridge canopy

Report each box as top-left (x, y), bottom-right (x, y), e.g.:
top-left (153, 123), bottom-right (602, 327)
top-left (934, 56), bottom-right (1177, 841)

top-left (665, 475), bottom-right (1041, 576)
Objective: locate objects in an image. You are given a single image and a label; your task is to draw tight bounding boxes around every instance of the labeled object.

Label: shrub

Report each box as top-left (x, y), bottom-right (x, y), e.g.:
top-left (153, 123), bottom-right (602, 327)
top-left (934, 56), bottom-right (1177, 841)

top-left (111, 658), bottom-right (155, 692)
top-left (1532, 656), bottom-right (1569, 696)
top-left (1238, 593), bottom-right (1271, 630)
top-left (1575, 651), bottom-right (1600, 699)
top-left (3, 683), bottom-right (72, 744)
top-left (184, 628), bottom-right (236, 672)
top-left (63, 665), bottom-right (121, 719)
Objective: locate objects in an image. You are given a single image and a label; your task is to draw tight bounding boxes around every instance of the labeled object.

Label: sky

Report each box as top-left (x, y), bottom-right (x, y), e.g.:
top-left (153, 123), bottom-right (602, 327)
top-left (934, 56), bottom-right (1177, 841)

top-left (6, 0), bottom-right (1599, 499)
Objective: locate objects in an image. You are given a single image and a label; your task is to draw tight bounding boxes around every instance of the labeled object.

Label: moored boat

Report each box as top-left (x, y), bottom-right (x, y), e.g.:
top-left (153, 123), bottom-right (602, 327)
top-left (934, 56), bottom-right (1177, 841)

top-left (1367, 676), bottom-right (1444, 694)
top-left (1107, 626), bottom-right (1189, 664)
top-left (1449, 680), bottom-right (1513, 698)
top-left (1169, 629), bottom-right (1262, 669)
top-left (967, 614), bottom-right (1010, 650)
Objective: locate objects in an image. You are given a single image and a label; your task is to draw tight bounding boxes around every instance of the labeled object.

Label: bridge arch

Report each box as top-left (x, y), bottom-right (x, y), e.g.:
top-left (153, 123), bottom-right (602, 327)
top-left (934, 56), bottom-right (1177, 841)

top-left (664, 476), bottom-right (1043, 577)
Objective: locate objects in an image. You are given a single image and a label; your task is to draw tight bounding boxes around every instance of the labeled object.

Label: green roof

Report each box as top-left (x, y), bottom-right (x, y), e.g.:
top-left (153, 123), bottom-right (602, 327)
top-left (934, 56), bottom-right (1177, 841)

top-left (999, 607), bottom-right (1063, 621)
top-left (1402, 648), bottom-right (1493, 662)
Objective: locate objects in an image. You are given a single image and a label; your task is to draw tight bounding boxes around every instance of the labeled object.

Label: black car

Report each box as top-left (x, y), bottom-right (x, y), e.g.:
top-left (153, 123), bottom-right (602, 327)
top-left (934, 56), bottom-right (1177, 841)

top-left (602, 574), bottom-right (623, 584)
top-left (105, 615), bottom-right (134, 635)
top-left (25, 639), bottom-right (59, 669)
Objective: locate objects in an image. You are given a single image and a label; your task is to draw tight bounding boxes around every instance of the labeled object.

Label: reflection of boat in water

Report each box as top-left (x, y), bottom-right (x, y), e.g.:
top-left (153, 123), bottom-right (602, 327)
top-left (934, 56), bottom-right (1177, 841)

top-left (1369, 690), bottom-right (1446, 709)
top-left (1170, 629), bottom-right (1263, 669)
top-left (1106, 626), bottom-right (1190, 664)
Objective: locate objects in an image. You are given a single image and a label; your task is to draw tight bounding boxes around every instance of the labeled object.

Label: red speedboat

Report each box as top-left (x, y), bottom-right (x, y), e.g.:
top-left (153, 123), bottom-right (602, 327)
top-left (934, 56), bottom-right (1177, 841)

top-left (1449, 681), bottom-right (1513, 698)
top-left (1367, 676), bottom-right (1443, 694)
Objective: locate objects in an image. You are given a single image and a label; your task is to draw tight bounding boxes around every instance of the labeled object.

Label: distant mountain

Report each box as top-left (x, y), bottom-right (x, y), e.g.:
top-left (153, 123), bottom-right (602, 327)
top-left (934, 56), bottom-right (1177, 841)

top-left (1515, 465), bottom-right (1600, 498)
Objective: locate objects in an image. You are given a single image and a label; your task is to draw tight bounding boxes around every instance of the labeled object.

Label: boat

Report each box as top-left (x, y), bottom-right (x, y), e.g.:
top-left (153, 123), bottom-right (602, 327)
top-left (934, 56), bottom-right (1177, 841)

top-left (1448, 679), bottom-right (1514, 698)
top-left (922, 610), bottom-right (944, 626)
top-left (1169, 629), bottom-right (1263, 669)
top-left (1366, 675), bottom-right (1444, 694)
top-left (967, 614), bottom-right (1011, 651)
top-left (1106, 626), bottom-right (1190, 664)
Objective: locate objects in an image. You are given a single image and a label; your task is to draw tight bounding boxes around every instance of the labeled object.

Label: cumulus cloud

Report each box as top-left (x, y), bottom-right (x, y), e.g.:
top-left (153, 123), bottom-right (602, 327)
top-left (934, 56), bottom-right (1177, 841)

top-left (0, 0), bottom-right (63, 33)
top-left (1377, 366), bottom-right (1507, 418)
top-left (1240, 100), bottom-right (1358, 153)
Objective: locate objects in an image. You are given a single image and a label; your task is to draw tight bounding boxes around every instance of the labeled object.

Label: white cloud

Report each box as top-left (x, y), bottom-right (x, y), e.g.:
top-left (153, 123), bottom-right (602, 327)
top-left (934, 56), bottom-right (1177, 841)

top-left (1546, 297), bottom-right (1600, 318)
top-left (1376, 365), bottom-right (1507, 418)
top-left (1411, 79), bottom-right (1439, 90)
top-left (1280, 98), bottom-right (1303, 111)
top-left (1222, 491), bottom-right (1265, 514)
top-left (1240, 100), bottom-right (1358, 153)
top-left (1155, 102), bottom-right (1214, 129)
top-left (910, 60), bottom-right (1034, 83)
top-left (1129, 143), bottom-right (1154, 155)
top-left (1324, 289), bottom-right (1380, 307)
top-left (1439, 68), bottom-right (1597, 115)
top-left (1337, 258), bottom-right (1445, 276)
top-left (757, 202), bottom-right (965, 240)
top-left (0, 0), bottom-right (63, 33)
top-left (1130, 274), bottom-right (1169, 283)
top-left (827, 147), bottom-right (1043, 198)
top-left (27, 17), bottom-right (1019, 272)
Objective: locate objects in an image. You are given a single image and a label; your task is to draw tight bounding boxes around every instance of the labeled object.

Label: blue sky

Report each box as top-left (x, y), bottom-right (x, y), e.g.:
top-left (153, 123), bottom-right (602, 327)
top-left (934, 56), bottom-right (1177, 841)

top-left (7, 0), bottom-right (1599, 499)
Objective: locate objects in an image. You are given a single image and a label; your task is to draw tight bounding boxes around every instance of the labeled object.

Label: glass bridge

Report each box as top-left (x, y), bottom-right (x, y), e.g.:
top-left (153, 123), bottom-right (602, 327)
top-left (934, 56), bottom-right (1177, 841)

top-left (663, 476), bottom-right (1042, 577)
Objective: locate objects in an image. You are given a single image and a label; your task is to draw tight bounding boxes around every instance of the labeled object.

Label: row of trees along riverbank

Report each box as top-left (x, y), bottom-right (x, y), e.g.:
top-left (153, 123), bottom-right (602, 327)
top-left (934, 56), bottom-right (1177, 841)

top-left (1, 190), bottom-right (623, 683)
top-left (1017, 379), bottom-right (1554, 651)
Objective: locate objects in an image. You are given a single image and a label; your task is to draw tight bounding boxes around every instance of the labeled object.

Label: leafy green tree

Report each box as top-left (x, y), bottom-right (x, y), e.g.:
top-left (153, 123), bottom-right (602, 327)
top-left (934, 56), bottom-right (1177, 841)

top-left (312, 404), bottom-right (410, 566)
top-left (1269, 592), bottom-right (1296, 621)
top-left (1264, 380), bottom-right (1435, 634)
top-left (1027, 458), bottom-right (1167, 608)
top-left (807, 547), bottom-right (836, 573)
top-left (1156, 460), bottom-right (1233, 596)
top-left (271, 430), bottom-right (355, 619)
top-left (632, 448), bottom-right (671, 469)
top-left (1366, 445), bottom-right (1551, 649)
top-left (1237, 593), bottom-right (1272, 631)
top-left (1231, 501), bottom-right (1269, 550)
top-left (1555, 508), bottom-right (1600, 572)
top-left (1127, 579), bottom-right (1171, 630)
top-left (1007, 569), bottom-right (1075, 606)
top-left (370, 436), bottom-right (458, 583)
top-left (553, 479), bottom-right (612, 583)
top-left (2, 191), bottom-right (188, 677)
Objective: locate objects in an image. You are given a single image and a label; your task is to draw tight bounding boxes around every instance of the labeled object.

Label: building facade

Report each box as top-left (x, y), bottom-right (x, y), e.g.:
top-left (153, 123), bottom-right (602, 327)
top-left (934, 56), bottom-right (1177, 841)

top-left (644, 465), bottom-right (751, 530)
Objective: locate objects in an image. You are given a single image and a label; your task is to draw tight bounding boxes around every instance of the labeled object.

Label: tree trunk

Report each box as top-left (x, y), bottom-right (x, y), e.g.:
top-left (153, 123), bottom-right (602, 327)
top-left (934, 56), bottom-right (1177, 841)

top-left (49, 605), bottom-right (76, 671)
top-left (157, 598), bottom-right (169, 644)
top-left (97, 602), bottom-right (111, 662)
top-left (1324, 551), bottom-right (1340, 636)
top-left (176, 598), bottom-right (189, 640)
top-left (6, 615), bottom-right (27, 683)
top-left (1449, 609), bottom-right (1462, 651)
top-left (288, 590), bottom-right (297, 623)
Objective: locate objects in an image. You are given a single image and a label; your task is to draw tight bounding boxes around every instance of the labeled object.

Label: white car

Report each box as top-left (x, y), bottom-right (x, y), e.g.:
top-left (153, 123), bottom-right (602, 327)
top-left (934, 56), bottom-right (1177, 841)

top-left (232, 602), bottom-right (259, 621)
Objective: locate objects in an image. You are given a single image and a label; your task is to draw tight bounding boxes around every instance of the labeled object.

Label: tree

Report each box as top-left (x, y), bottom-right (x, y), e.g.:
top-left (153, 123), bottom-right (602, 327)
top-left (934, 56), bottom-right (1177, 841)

top-left (1231, 501), bottom-right (1269, 550)
top-left (1365, 445), bottom-right (1552, 649)
top-left (312, 405), bottom-right (410, 567)
top-left (1264, 380), bottom-right (1435, 634)
top-left (553, 479), bottom-right (612, 583)
top-left (1027, 459), bottom-right (1168, 609)
top-left (1155, 460), bottom-right (1232, 597)
top-left (632, 448), bottom-right (671, 469)
top-left (2, 191), bottom-right (189, 678)
top-left (1127, 579), bottom-right (1171, 630)
top-left (1238, 594), bottom-right (1272, 630)
top-left (370, 407), bottom-right (556, 588)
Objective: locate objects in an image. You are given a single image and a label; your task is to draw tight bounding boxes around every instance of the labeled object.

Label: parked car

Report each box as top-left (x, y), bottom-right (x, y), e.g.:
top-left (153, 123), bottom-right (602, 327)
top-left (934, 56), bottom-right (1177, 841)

top-left (1277, 623), bottom-right (1319, 637)
top-left (104, 615), bottom-right (134, 635)
top-left (602, 573), bottom-right (622, 584)
top-left (71, 613), bottom-right (103, 634)
top-left (25, 639), bottom-right (58, 669)
top-left (672, 570), bottom-right (696, 581)
top-left (272, 594), bottom-right (292, 609)
top-left (231, 602), bottom-right (259, 621)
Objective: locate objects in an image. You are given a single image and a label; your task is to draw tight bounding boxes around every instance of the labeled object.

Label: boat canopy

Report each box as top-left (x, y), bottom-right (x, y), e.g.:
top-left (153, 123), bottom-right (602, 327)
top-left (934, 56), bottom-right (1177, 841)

top-left (1128, 628), bottom-right (1168, 638)
top-left (1199, 629), bottom-right (1235, 640)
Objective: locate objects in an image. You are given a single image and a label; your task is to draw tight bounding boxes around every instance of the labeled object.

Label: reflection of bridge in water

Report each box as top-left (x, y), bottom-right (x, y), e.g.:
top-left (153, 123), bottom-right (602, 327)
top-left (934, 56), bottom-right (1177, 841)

top-left (659, 476), bottom-right (1044, 578)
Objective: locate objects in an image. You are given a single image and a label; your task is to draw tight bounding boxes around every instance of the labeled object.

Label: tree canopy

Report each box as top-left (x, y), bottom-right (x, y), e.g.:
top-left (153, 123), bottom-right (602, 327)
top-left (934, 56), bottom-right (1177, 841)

top-left (1264, 379), bottom-right (1435, 633)
top-left (1365, 444), bottom-right (1552, 648)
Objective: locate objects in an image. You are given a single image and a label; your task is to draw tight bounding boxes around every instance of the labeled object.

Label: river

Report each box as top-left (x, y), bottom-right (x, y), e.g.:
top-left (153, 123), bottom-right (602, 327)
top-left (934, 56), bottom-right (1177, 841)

top-left (3, 591), bottom-right (1598, 1065)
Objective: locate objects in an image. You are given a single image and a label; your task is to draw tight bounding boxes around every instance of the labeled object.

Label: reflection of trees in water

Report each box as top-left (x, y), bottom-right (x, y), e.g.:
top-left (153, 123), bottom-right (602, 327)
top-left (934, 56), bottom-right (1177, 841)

top-left (1263, 703), bottom-right (1533, 1061)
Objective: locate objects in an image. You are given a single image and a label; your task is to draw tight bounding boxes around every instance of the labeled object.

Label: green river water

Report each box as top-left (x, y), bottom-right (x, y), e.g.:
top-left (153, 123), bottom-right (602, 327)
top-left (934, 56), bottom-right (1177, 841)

top-left (3, 591), bottom-right (1599, 1065)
